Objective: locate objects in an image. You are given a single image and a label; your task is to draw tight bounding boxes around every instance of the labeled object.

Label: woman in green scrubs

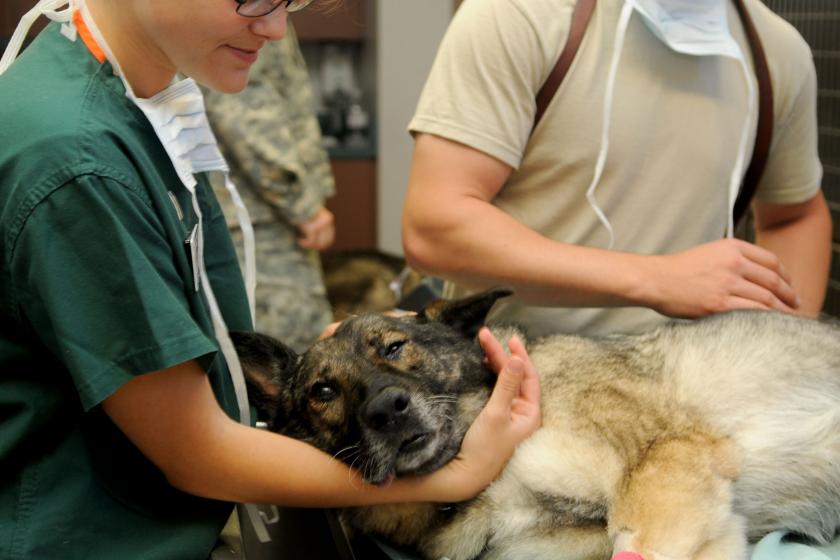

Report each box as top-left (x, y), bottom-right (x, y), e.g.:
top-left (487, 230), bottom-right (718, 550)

top-left (0, 1), bottom-right (541, 558)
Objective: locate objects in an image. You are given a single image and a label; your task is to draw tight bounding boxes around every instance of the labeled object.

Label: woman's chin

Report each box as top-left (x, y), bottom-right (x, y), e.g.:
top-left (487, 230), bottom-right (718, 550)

top-left (199, 69), bottom-right (250, 94)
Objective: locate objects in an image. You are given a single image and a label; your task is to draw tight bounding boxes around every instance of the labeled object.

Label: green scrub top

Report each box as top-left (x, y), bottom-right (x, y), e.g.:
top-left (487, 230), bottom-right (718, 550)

top-left (0, 22), bottom-right (253, 560)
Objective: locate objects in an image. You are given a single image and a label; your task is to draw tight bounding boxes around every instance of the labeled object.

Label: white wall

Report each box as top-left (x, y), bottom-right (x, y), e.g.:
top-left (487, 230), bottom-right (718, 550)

top-left (375, 0), bottom-right (453, 256)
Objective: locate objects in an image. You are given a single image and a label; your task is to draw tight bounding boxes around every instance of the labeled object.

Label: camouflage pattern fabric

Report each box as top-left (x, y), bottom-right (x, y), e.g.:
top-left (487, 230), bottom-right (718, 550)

top-left (225, 224), bottom-right (333, 353)
top-left (205, 24), bottom-right (335, 352)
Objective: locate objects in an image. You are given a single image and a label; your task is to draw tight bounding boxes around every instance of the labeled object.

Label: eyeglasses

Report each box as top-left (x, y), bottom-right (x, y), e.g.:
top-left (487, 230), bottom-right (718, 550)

top-left (235, 0), bottom-right (315, 18)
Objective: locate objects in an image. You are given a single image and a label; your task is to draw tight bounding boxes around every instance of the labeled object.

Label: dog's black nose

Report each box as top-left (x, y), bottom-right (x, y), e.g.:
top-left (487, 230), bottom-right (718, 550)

top-left (364, 387), bottom-right (411, 431)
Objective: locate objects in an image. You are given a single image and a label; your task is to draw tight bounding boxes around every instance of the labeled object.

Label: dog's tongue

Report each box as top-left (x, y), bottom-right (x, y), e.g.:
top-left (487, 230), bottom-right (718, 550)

top-left (376, 474), bottom-right (395, 488)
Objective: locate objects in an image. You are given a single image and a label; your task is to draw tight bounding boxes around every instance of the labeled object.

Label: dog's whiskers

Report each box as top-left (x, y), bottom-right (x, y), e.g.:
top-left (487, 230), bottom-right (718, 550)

top-left (348, 453), bottom-right (365, 490)
top-left (361, 457), bottom-right (374, 485)
top-left (333, 442), bottom-right (362, 461)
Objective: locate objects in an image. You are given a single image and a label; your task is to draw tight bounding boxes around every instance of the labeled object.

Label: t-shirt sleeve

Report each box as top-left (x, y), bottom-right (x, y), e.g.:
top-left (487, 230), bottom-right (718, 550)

top-left (755, 32), bottom-right (823, 205)
top-left (408, 0), bottom-right (567, 169)
top-left (9, 174), bottom-right (218, 410)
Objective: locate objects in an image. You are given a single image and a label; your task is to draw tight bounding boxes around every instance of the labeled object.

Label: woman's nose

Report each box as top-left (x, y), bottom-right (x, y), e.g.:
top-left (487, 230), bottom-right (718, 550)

top-left (250, 8), bottom-right (288, 41)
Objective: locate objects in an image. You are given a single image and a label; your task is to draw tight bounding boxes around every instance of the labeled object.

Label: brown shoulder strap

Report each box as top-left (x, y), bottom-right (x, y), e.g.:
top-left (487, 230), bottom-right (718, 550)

top-left (732, 0), bottom-right (774, 226)
top-left (533, 0), bottom-right (596, 129)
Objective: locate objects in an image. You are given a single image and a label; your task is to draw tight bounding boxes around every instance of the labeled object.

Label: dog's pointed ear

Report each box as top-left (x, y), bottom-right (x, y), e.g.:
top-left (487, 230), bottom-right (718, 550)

top-left (419, 287), bottom-right (514, 338)
top-left (230, 331), bottom-right (299, 425)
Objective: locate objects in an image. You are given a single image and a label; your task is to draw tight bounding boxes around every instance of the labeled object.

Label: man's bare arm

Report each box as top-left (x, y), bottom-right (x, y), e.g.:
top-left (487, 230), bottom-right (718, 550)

top-left (402, 133), bottom-right (800, 317)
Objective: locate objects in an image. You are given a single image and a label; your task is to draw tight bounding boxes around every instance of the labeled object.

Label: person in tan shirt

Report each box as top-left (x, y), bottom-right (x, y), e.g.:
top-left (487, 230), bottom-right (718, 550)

top-left (404, 0), bottom-right (831, 337)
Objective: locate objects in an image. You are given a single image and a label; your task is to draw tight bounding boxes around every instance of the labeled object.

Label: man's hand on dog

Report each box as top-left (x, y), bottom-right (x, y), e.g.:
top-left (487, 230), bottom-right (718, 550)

top-left (431, 327), bottom-right (542, 501)
top-left (640, 238), bottom-right (801, 318)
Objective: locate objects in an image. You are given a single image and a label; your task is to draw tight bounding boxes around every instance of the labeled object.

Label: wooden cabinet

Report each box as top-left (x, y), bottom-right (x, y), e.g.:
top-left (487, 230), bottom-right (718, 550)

top-left (2, 0), bottom-right (47, 45)
top-left (1, 1), bottom-right (21, 40)
top-left (1, 4), bottom-right (12, 42)
top-left (325, 158), bottom-right (377, 251)
top-left (295, 0), bottom-right (378, 251)
top-left (290, 0), bottom-right (366, 41)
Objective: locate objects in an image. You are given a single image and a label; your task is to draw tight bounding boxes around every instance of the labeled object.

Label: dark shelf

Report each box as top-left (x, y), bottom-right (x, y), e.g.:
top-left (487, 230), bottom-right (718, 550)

top-left (292, 0), bottom-right (366, 42)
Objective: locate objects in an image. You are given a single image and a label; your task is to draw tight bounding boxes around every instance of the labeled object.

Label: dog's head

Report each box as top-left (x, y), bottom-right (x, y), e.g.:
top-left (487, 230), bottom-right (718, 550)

top-left (232, 288), bottom-right (513, 485)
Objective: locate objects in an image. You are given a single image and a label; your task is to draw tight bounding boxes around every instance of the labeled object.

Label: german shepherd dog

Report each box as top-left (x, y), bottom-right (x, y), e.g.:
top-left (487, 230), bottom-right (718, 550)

top-left (233, 289), bottom-right (840, 560)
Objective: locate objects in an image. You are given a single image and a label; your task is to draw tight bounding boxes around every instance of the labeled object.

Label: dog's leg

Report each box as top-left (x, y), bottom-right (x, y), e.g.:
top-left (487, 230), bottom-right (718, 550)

top-left (607, 433), bottom-right (747, 560)
top-left (482, 525), bottom-right (612, 560)
top-left (419, 499), bottom-right (495, 560)
top-left (690, 513), bottom-right (747, 560)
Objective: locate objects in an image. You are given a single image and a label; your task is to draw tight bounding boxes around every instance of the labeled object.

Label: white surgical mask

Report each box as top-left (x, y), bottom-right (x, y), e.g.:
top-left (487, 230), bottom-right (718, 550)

top-left (585, 0), bottom-right (756, 247)
top-left (119, 77), bottom-right (258, 324)
top-left (631, 0), bottom-right (743, 59)
top-left (1, 0), bottom-right (269, 542)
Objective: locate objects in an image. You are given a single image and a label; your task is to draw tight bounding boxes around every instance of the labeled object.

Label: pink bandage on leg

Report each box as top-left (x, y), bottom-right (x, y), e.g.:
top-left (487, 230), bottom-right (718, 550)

top-left (612, 553), bottom-right (645, 560)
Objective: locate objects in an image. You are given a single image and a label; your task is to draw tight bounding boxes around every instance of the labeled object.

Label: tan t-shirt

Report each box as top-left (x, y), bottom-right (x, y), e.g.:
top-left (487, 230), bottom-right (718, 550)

top-left (409, 0), bottom-right (822, 336)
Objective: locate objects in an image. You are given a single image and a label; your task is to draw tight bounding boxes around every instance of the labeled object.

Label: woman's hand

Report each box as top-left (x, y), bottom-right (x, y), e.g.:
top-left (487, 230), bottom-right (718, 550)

top-left (425, 328), bottom-right (541, 502)
top-left (297, 207), bottom-right (335, 251)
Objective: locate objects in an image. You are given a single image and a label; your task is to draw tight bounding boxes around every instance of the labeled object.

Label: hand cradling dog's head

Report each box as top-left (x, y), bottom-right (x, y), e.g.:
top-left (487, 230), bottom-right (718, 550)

top-left (232, 288), bottom-right (513, 485)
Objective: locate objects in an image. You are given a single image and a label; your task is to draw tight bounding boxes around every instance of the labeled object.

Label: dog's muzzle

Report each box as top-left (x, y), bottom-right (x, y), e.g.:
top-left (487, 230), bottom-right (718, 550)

top-left (363, 386), bottom-right (413, 432)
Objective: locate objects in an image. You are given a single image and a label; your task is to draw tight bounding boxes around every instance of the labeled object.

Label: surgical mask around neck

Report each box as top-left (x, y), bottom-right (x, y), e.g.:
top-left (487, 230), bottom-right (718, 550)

top-left (631, 0), bottom-right (742, 59)
top-left (125, 78), bottom-right (217, 178)
top-left (584, 0), bottom-right (756, 247)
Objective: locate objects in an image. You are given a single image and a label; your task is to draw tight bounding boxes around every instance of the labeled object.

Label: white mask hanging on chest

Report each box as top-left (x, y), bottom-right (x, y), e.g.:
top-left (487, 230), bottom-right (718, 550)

top-left (586, 0), bottom-right (756, 247)
top-left (631, 0), bottom-right (743, 59)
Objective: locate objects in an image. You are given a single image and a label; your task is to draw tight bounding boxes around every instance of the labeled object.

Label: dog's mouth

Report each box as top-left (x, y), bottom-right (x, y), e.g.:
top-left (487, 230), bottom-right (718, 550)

top-left (399, 432), bottom-right (430, 454)
top-left (359, 424), bottom-right (452, 485)
top-left (370, 433), bottom-right (430, 489)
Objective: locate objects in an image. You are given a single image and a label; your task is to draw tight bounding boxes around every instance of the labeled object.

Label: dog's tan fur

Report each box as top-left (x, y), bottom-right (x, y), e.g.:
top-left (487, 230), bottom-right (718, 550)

top-left (235, 289), bottom-right (840, 560)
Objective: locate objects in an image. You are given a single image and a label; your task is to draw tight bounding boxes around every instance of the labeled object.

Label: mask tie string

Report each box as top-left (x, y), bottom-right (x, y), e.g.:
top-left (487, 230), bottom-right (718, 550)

top-left (725, 52), bottom-right (757, 237)
top-left (223, 173), bottom-right (257, 320)
top-left (585, 0), bottom-right (635, 250)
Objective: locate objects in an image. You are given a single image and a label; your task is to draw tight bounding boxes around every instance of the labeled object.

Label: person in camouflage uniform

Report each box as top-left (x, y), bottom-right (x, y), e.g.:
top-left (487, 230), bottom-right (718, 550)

top-left (205, 23), bottom-right (335, 353)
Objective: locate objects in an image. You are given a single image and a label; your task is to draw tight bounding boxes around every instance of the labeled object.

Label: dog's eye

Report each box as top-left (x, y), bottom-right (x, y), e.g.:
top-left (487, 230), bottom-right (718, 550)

top-left (381, 340), bottom-right (406, 360)
top-left (310, 382), bottom-right (339, 402)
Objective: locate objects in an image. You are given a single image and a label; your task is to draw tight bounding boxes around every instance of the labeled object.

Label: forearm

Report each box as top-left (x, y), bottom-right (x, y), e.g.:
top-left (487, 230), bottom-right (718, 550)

top-left (403, 194), bottom-right (649, 308)
top-left (106, 364), bottom-right (460, 508)
top-left (170, 415), bottom-right (459, 507)
top-left (403, 191), bottom-right (804, 318)
top-left (403, 134), bottom-right (658, 309)
top-left (754, 195), bottom-right (832, 316)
